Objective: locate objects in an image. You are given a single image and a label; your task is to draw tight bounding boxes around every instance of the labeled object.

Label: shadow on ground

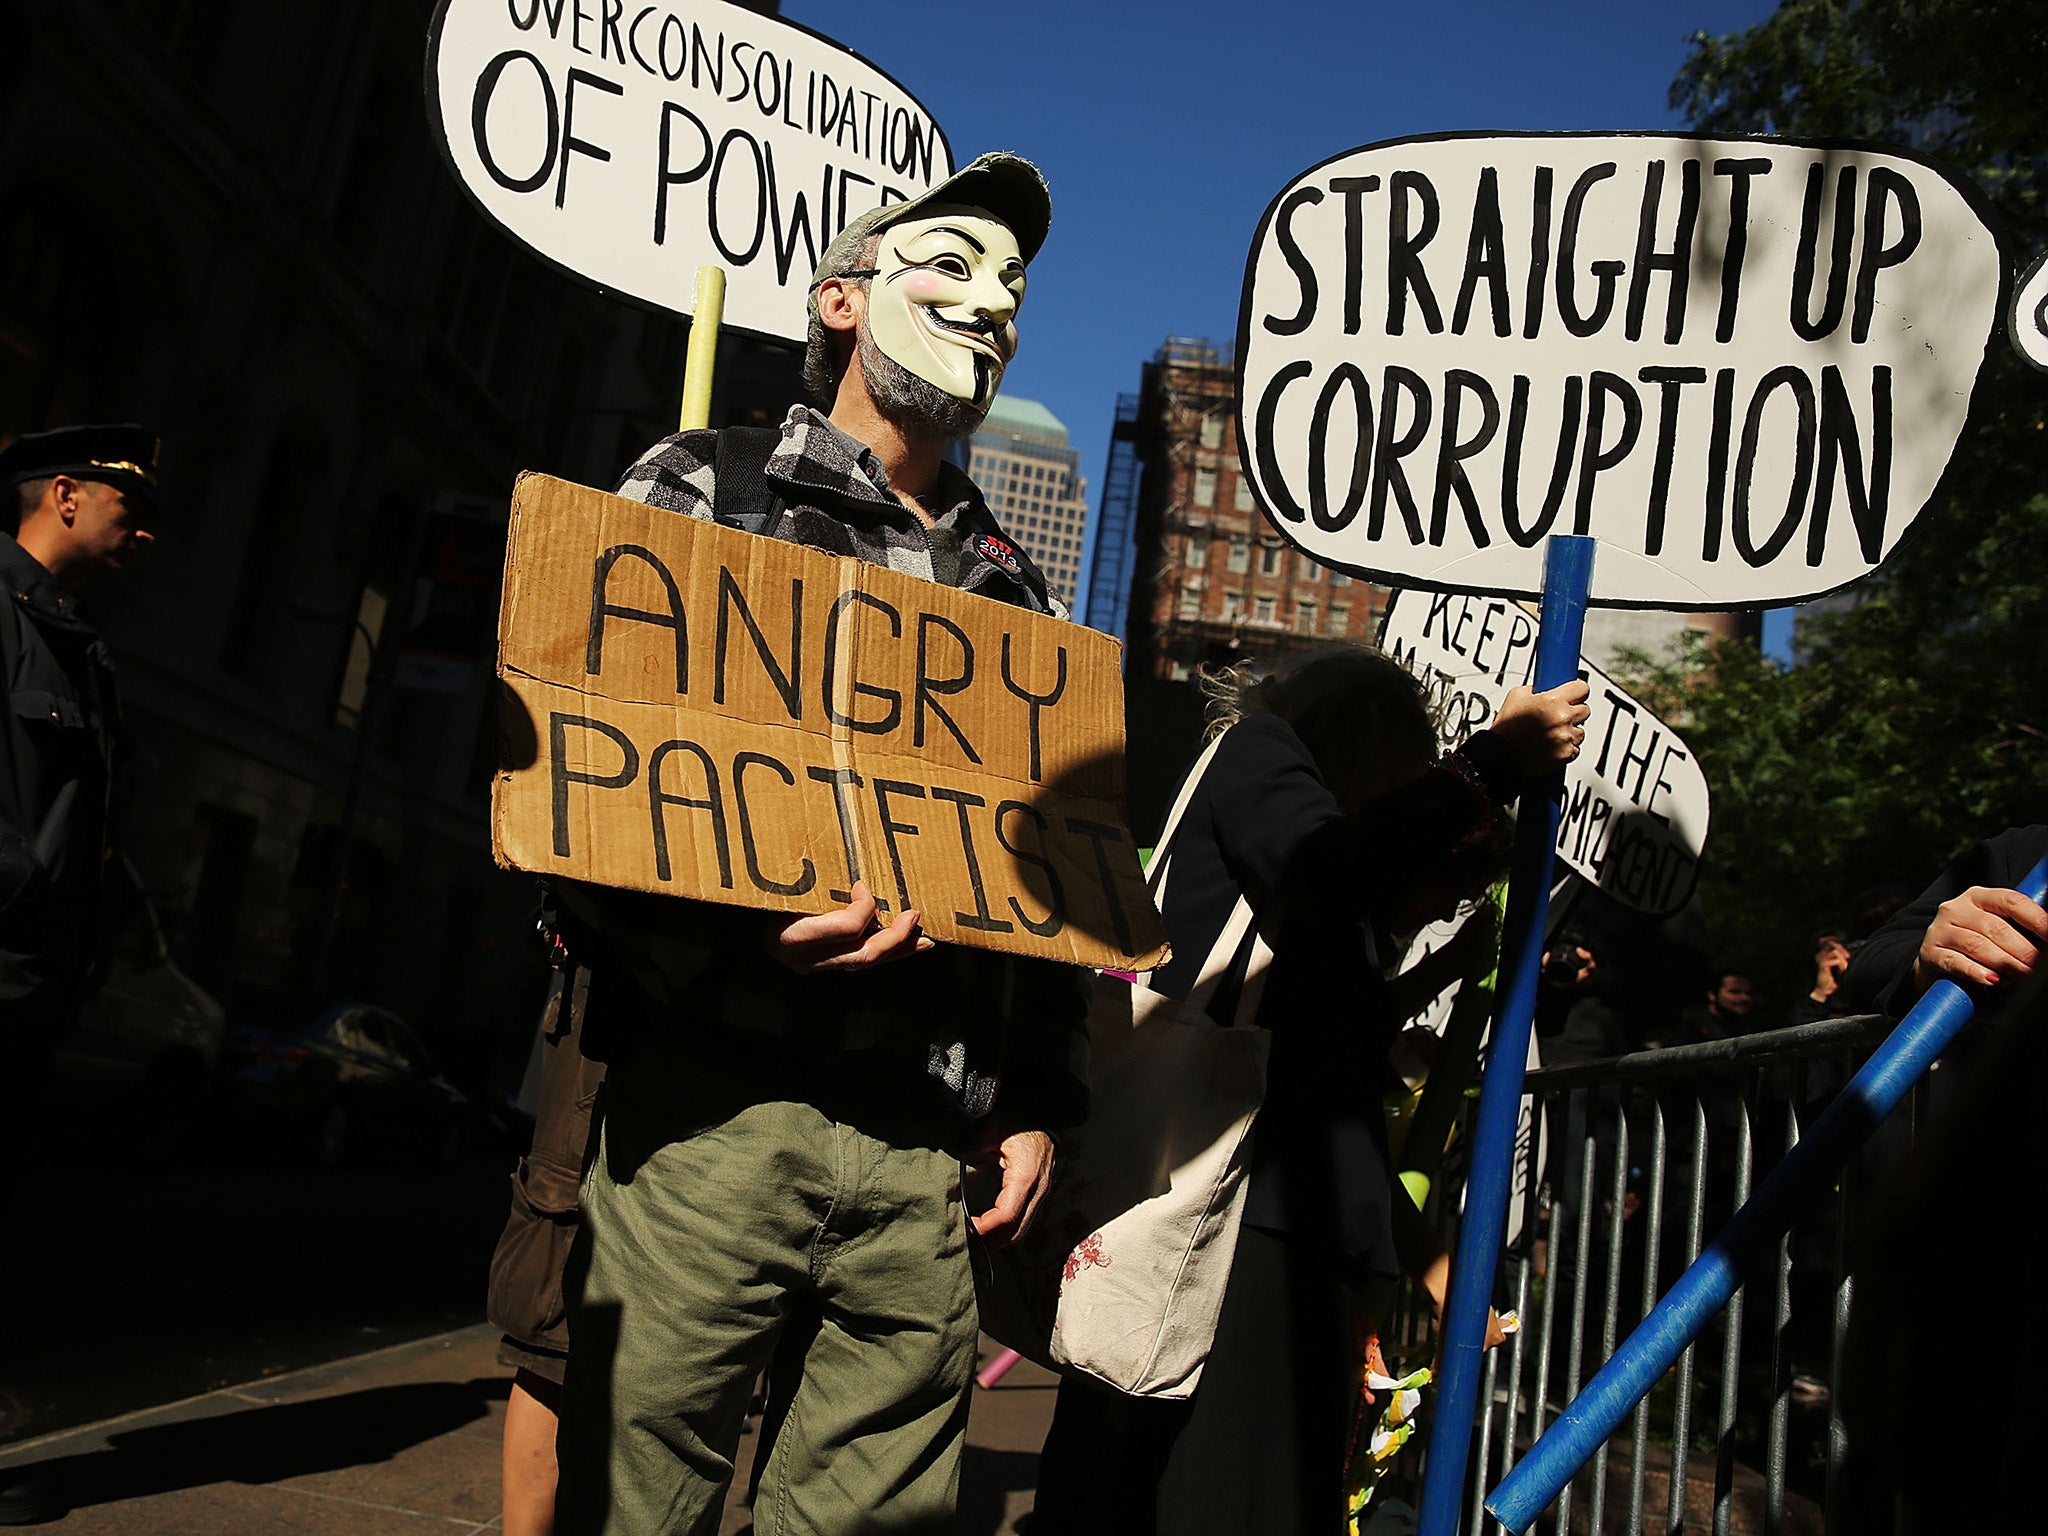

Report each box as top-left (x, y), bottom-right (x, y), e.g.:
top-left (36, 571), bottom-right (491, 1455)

top-left (16, 1377), bottom-right (507, 1511)
top-left (957, 1445), bottom-right (1038, 1535)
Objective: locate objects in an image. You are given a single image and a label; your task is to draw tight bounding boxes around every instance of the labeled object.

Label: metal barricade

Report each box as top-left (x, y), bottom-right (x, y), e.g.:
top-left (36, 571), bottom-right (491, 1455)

top-left (1388, 1014), bottom-right (1898, 1536)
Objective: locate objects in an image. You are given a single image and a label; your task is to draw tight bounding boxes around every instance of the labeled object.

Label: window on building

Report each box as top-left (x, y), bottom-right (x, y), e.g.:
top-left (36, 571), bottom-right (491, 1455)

top-left (1333, 572), bottom-right (1352, 587)
top-left (1260, 543), bottom-right (1284, 576)
top-left (1235, 478), bottom-right (1255, 512)
top-left (1253, 595), bottom-right (1276, 626)
top-left (1178, 583), bottom-right (1202, 620)
top-left (1193, 467), bottom-right (1217, 508)
top-left (1298, 553), bottom-right (1319, 581)
top-left (1186, 534), bottom-right (1208, 569)
top-left (1329, 602), bottom-right (1351, 635)
top-left (1295, 600), bottom-right (1318, 635)
top-left (1199, 414), bottom-right (1223, 450)
top-left (1227, 536), bottom-right (1250, 573)
top-left (1221, 592), bottom-right (1244, 623)
top-left (332, 63), bottom-right (411, 267)
top-left (222, 421), bottom-right (331, 688)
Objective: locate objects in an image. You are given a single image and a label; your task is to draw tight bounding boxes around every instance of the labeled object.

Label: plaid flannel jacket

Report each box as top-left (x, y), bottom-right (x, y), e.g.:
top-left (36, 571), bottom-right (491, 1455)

top-left (561, 406), bottom-right (1091, 1130)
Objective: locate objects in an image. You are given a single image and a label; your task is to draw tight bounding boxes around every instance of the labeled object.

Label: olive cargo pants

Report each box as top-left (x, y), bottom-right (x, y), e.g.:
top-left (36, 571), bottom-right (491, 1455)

top-left (554, 1034), bottom-right (977, 1535)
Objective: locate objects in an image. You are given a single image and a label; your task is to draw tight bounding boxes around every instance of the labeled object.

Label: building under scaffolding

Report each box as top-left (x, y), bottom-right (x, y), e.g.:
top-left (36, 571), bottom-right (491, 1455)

top-left (1121, 336), bottom-right (1389, 682)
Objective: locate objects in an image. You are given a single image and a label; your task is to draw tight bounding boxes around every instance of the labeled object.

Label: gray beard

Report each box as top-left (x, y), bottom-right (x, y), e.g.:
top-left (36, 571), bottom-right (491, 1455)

top-left (857, 321), bottom-right (993, 442)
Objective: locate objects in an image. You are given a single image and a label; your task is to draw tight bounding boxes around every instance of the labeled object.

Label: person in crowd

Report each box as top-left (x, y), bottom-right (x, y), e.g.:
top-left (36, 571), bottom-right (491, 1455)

top-left (1679, 967), bottom-right (1757, 1043)
top-left (545, 154), bottom-right (1095, 1536)
top-left (1836, 959), bottom-right (2048, 1532)
top-left (489, 953), bottom-right (602, 1536)
top-left (1, 425), bottom-right (157, 1049)
top-left (1031, 646), bottom-right (1589, 1536)
top-left (1784, 931), bottom-right (1853, 1028)
top-left (1529, 930), bottom-right (1650, 1391)
top-left (1764, 929), bottom-right (1858, 1409)
top-left (1536, 934), bottom-right (1634, 1064)
top-left (1794, 826), bottom-right (2045, 1429)
top-left (1, 425), bottom-right (159, 1527)
top-left (1839, 826), bottom-right (2045, 1018)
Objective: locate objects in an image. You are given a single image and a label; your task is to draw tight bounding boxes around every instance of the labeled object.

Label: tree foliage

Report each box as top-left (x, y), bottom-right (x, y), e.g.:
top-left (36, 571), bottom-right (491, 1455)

top-left (1619, 2), bottom-right (2048, 1005)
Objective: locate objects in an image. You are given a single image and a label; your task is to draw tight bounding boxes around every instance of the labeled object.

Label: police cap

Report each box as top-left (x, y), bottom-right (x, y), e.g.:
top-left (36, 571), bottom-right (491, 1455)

top-left (0, 424), bottom-right (162, 511)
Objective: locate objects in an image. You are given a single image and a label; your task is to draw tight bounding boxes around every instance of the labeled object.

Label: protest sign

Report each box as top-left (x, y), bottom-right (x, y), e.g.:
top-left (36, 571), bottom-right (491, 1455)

top-left (1381, 589), bottom-right (1709, 916)
top-left (426, 0), bottom-right (952, 343)
top-left (1237, 133), bottom-right (2007, 608)
top-left (491, 474), bottom-right (1167, 971)
top-left (1397, 910), bottom-right (1548, 1248)
top-left (2012, 253), bottom-right (2048, 373)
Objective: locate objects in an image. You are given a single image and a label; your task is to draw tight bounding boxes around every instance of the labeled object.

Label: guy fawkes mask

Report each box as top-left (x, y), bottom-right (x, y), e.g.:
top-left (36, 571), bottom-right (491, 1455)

top-left (864, 206), bottom-right (1027, 411)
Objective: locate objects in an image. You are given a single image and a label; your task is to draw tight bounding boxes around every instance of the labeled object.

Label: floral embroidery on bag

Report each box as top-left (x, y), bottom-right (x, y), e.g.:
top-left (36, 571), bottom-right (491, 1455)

top-left (1061, 1233), bottom-right (1111, 1283)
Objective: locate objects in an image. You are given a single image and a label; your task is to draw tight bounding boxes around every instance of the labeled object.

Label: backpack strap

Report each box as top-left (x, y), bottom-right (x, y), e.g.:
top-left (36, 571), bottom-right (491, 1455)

top-left (710, 427), bottom-right (788, 536)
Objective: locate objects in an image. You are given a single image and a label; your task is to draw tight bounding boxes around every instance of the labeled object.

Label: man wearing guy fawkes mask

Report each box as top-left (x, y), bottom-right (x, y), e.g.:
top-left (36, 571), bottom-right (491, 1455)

top-left (548, 155), bottom-right (1092, 1535)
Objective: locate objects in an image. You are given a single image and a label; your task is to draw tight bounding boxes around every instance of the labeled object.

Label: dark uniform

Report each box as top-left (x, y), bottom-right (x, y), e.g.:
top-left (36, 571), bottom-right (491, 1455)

top-left (1, 529), bottom-right (121, 1012)
top-left (0, 425), bottom-right (156, 1212)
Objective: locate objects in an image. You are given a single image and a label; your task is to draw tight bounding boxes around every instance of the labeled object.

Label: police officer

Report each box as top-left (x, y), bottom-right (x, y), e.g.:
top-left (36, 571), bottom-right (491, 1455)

top-left (1, 424), bottom-right (156, 1017)
top-left (0, 423), bottom-right (157, 1521)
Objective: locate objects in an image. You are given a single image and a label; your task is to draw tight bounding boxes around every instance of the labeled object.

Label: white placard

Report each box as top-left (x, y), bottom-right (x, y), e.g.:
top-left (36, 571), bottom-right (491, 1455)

top-left (426, 0), bottom-right (954, 343)
top-left (1402, 914), bottom-right (1547, 1248)
top-left (2011, 253), bottom-right (2048, 373)
top-left (1381, 589), bottom-right (1710, 917)
top-left (1237, 134), bottom-right (2007, 608)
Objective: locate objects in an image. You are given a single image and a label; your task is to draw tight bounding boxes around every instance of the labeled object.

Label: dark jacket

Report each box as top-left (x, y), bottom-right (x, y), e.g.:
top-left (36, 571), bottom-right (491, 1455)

top-left (1841, 825), bottom-right (2048, 1021)
top-left (1, 531), bottom-right (118, 1010)
top-left (1149, 712), bottom-right (1517, 1274)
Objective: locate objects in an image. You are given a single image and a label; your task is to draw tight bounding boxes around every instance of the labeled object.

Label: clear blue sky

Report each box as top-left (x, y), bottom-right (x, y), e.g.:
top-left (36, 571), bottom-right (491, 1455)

top-left (788, 0), bottom-right (1785, 631)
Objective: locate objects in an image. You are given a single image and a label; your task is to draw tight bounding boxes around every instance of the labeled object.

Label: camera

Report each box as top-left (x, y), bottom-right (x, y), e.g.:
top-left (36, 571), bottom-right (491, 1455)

top-left (1540, 952), bottom-right (1585, 989)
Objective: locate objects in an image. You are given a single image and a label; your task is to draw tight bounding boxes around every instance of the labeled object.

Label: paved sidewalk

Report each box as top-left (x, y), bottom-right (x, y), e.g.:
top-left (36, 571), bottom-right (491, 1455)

top-left (0, 1326), bottom-right (1057, 1533)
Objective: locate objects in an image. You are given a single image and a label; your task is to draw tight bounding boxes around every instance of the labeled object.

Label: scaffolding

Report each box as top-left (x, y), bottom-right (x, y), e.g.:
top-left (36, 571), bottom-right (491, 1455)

top-left (1080, 390), bottom-right (1142, 650)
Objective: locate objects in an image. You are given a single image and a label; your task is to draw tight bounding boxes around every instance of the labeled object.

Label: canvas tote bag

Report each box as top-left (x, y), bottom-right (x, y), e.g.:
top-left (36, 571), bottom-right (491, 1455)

top-left (976, 732), bottom-right (1273, 1399)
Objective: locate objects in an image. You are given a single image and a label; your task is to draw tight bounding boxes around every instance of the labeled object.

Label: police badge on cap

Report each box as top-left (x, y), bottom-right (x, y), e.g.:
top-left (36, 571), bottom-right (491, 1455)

top-left (0, 424), bottom-right (162, 510)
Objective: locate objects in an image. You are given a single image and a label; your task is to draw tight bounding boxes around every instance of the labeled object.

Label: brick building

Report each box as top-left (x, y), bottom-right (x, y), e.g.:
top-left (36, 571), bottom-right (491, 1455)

top-left (1120, 337), bottom-right (1387, 682)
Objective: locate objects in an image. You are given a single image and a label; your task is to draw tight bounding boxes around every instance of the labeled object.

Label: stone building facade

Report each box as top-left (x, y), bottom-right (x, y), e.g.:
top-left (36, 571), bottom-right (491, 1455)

top-left (967, 395), bottom-right (1088, 610)
top-left (0, 0), bottom-right (800, 1083)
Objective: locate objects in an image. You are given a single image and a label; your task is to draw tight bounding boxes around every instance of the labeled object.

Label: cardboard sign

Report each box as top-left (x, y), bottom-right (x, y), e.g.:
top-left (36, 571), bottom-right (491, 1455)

top-left (2012, 254), bottom-right (2048, 373)
top-left (1381, 589), bottom-right (1710, 916)
top-left (1237, 134), bottom-right (2008, 608)
top-left (491, 474), bottom-right (1167, 971)
top-left (426, 0), bottom-right (953, 343)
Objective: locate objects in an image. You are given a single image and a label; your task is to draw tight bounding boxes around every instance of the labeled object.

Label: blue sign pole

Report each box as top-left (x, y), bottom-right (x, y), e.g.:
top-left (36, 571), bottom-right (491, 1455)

top-left (1487, 854), bottom-right (2048, 1533)
top-left (1418, 534), bottom-right (1596, 1536)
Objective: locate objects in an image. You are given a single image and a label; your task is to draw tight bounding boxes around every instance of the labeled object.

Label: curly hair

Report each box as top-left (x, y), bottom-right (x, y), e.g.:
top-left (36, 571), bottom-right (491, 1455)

top-left (1198, 643), bottom-right (1510, 898)
top-left (1197, 644), bottom-right (1437, 765)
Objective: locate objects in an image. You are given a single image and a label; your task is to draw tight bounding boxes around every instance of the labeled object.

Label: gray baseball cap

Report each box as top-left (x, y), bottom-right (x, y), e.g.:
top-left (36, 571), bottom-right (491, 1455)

top-left (808, 151), bottom-right (1052, 299)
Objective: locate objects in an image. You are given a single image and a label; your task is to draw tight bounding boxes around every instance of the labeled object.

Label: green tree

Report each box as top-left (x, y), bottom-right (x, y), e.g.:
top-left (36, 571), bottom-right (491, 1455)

top-left (1620, 2), bottom-right (2048, 1005)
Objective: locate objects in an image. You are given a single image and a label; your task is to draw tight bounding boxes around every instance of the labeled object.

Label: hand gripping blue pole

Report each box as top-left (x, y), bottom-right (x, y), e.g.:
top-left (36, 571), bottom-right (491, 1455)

top-left (1488, 853), bottom-right (2048, 1533)
top-left (1418, 534), bottom-right (1596, 1536)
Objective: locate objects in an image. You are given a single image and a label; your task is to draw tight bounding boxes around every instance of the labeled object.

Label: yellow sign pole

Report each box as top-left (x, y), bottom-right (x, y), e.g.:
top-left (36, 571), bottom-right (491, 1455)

top-left (677, 265), bottom-right (727, 431)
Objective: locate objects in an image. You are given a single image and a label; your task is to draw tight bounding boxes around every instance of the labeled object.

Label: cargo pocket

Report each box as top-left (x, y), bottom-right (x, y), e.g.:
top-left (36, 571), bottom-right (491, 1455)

top-left (486, 1151), bottom-right (585, 1355)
